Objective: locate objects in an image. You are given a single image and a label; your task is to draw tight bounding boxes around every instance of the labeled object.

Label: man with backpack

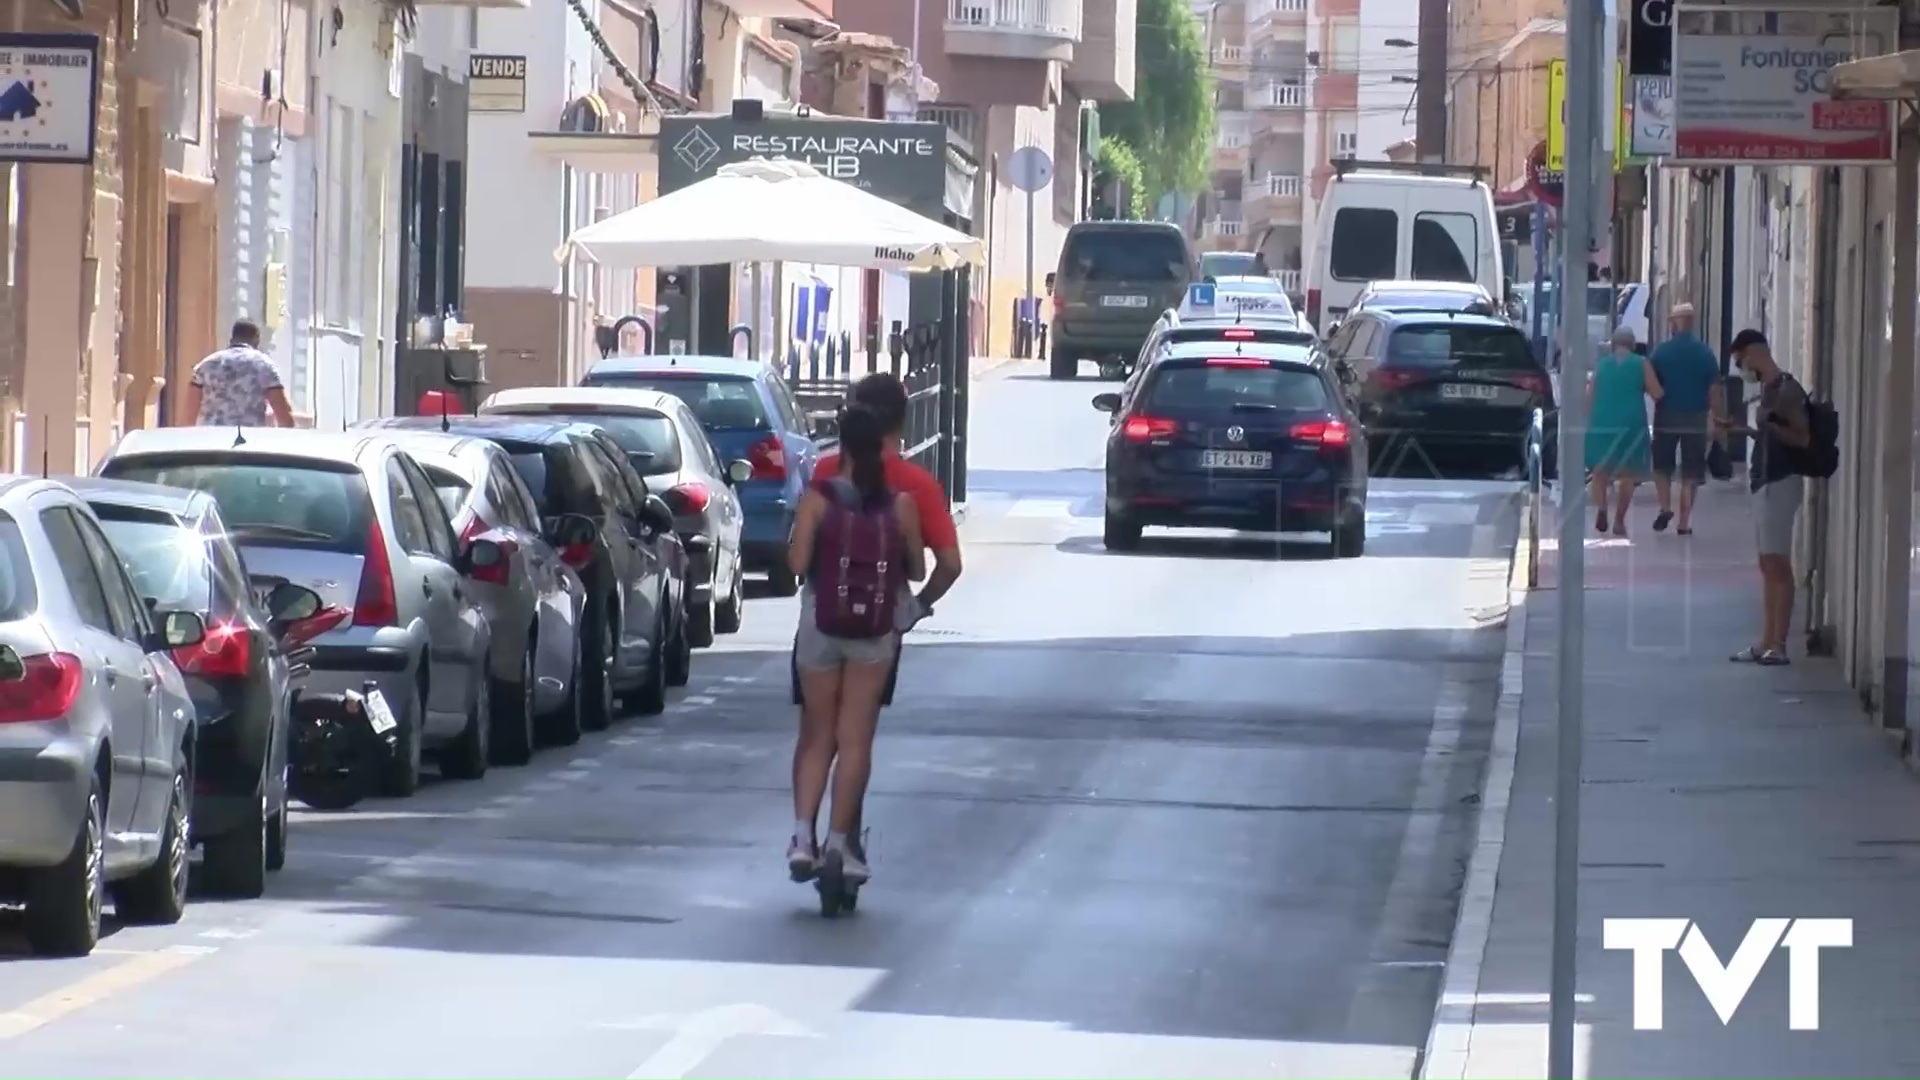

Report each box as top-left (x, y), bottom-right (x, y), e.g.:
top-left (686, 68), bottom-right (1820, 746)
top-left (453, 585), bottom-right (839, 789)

top-left (1717, 329), bottom-right (1838, 666)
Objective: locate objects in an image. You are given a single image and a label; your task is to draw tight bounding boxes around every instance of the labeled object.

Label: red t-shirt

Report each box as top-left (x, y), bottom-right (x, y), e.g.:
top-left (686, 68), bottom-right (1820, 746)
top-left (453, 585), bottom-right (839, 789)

top-left (813, 451), bottom-right (958, 552)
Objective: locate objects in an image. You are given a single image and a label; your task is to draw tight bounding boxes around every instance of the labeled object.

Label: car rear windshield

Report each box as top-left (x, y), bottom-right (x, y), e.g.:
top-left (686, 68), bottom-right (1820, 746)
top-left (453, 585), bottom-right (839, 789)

top-left (1330, 207), bottom-right (1397, 281)
top-left (587, 376), bottom-right (769, 432)
top-left (100, 456), bottom-right (372, 554)
top-left (1062, 230), bottom-right (1189, 282)
top-left (1370, 291), bottom-right (1485, 312)
top-left (418, 464), bottom-right (473, 516)
top-left (540, 412), bottom-right (683, 476)
top-left (1145, 360), bottom-right (1331, 413)
top-left (89, 505), bottom-right (212, 611)
top-left (497, 441), bottom-right (600, 517)
top-left (1410, 211), bottom-right (1478, 282)
top-left (1200, 252), bottom-right (1259, 279)
top-left (0, 513), bottom-right (36, 620)
top-left (1387, 325), bottom-right (1538, 369)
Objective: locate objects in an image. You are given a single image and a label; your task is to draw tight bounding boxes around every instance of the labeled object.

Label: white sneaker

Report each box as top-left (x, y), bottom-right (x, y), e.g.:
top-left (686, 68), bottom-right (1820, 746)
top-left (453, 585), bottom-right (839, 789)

top-left (787, 837), bottom-right (818, 882)
top-left (829, 838), bottom-right (870, 884)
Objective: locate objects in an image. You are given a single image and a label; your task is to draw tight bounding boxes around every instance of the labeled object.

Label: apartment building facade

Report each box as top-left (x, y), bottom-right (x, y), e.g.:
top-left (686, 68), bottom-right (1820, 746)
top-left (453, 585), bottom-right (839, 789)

top-left (832, 0), bottom-right (1135, 358)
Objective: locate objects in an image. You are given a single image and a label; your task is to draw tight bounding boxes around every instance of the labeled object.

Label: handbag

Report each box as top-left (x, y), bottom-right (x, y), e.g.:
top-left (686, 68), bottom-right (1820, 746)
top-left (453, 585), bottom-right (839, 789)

top-left (1707, 439), bottom-right (1733, 481)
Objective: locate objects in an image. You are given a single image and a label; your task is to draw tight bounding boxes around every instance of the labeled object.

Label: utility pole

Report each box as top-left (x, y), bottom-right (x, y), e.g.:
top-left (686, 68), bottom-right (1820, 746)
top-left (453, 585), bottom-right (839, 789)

top-left (1415, 0), bottom-right (1449, 161)
top-left (1549, 0), bottom-right (1601, 1068)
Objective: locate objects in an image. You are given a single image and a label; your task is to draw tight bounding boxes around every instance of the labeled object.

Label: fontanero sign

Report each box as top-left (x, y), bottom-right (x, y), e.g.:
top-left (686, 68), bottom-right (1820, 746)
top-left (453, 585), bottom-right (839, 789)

top-left (659, 115), bottom-right (948, 213)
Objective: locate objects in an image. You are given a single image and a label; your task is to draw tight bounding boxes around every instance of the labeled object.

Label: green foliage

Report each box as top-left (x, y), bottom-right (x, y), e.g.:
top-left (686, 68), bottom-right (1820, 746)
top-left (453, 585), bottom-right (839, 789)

top-left (1093, 135), bottom-right (1149, 218)
top-left (1098, 0), bottom-right (1214, 208)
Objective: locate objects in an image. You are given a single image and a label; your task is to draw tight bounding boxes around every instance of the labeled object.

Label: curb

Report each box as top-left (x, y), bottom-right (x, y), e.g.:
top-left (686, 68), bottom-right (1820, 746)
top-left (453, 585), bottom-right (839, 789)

top-left (971, 355), bottom-right (1026, 379)
top-left (1419, 521), bottom-right (1532, 1080)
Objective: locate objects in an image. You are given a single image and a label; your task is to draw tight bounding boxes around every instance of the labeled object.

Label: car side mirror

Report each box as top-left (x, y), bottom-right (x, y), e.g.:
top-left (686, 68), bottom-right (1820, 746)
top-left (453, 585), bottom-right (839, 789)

top-left (455, 536), bottom-right (508, 578)
top-left (541, 512), bottom-right (597, 549)
top-left (725, 459), bottom-right (754, 485)
top-left (1091, 392), bottom-right (1122, 413)
top-left (1044, 272), bottom-right (1056, 294)
top-left (640, 495), bottom-right (675, 534)
top-left (265, 582), bottom-right (322, 625)
top-left (810, 414), bottom-right (838, 440)
top-left (150, 610), bottom-right (206, 652)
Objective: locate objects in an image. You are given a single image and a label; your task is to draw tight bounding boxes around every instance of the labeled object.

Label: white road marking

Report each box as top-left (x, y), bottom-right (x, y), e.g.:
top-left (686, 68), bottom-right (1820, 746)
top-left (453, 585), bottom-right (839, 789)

top-left (679, 695), bottom-right (718, 707)
top-left (621, 1003), bottom-right (819, 1079)
top-left (610, 736), bottom-right (642, 747)
top-left (553, 769), bottom-right (591, 783)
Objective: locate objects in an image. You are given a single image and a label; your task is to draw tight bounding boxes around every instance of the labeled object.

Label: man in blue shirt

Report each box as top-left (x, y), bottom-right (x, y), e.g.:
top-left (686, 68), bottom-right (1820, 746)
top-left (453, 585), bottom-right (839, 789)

top-left (1647, 302), bottom-right (1723, 534)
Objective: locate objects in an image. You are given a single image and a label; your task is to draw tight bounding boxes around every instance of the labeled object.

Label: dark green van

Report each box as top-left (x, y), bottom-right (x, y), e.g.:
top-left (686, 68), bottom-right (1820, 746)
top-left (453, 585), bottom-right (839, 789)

top-left (1049, 221), bottom-right (1196, 380)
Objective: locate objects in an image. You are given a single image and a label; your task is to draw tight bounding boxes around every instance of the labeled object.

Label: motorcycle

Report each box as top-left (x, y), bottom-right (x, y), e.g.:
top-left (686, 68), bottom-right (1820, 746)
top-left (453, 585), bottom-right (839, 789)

top-left (262, 584), bottom-right (401, 812)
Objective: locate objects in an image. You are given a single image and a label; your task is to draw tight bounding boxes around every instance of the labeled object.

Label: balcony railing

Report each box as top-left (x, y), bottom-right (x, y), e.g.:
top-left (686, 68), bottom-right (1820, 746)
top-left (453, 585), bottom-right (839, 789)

top-left (1216, 127), bottom-right (1249, 150)
top-left (1213, 44), bottom-right (1247, 65)
top-left (1247, 0), bottom-right (1306, 23)
top-left (1206, 218), bottom-right (1246, 237)
top-left (1252, 82), bottom-right (1307, 108)
top-left (1263, 173), bottom-right (1303, 197)
top-left (947, 0), bottom-right (1081, 39)
top-left (1275, 268), bottom-right (1302, 293)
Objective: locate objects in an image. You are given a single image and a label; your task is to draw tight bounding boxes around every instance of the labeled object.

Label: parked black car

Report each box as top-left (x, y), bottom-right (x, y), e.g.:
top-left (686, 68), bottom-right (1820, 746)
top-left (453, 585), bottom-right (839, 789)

top-left (359, 416), bottom-right (684, 727)
top-left (66, 477), bottom-right (297, 898)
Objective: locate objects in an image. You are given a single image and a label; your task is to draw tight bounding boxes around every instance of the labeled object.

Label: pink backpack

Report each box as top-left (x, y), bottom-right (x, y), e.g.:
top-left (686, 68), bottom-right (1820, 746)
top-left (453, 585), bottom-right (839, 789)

top-left (811, 477), bottom-right (903, 640)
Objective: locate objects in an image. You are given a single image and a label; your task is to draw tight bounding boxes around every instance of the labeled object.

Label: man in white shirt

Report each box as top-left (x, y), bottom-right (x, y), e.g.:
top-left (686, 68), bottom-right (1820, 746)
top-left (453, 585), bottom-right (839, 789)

top-left (182, 320), bottom-right (295, 427)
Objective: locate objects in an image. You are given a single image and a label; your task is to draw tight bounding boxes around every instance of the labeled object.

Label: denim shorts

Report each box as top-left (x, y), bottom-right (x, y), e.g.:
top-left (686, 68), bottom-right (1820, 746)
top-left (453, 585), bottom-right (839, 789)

top-left (793, 588), bottom-right (898, 669)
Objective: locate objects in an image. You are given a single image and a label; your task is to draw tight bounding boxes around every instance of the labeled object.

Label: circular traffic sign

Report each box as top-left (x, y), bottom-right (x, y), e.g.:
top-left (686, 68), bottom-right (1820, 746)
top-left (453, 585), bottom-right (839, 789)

top-left (1008, 145), bottom-right (1054, 193)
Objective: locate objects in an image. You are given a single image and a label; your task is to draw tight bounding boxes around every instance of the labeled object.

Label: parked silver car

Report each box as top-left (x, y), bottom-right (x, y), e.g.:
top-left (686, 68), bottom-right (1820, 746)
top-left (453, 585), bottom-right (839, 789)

top-left (96, 428), bottom-right (494, 797)
top-left (0, 477), bottom-right (207, 956)
top-left (477, 386), bottom-right (752, 648)
top-left (367, 429), bottom-right (588, 757)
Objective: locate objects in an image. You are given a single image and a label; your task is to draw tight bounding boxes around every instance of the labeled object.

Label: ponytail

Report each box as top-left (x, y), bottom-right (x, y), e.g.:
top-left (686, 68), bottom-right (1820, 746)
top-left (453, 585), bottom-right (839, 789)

top-left (837, 404), bottom-right (891, 509)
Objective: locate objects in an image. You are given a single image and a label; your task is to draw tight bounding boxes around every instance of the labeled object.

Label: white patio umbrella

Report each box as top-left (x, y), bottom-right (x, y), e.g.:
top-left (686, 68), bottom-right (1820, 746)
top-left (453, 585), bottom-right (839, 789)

top-left (560, 158), bottom-right (983, 271)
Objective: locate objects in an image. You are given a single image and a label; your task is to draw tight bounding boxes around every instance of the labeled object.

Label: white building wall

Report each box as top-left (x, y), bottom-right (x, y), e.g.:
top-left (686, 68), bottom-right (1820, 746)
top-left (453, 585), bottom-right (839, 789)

top-left (304, 0), bottom-right (404, 429)
top-left (215, 119), bottom-right (313, 415)
top-left (468, 0), bottom-right (576, 292)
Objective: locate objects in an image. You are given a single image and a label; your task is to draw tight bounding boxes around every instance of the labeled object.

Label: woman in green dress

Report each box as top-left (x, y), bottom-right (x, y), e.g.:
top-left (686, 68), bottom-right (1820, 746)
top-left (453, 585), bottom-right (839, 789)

top-left (1585, 325), bottom-right (1664, 535)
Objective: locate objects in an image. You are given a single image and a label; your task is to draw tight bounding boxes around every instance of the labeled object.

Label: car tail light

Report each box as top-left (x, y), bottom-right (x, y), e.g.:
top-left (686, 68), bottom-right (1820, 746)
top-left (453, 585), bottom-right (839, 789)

top-left (459, 514), bottom-right (490, 544)
top-left (1052, 295), bottom-right (1065, 318)
top-left (353, 520), bottom-right (400, 627)
top-left (469, 539), bottom-right (518, 586)
top-left (1122, 416), bottom-right (1180, 443)
top-left (558, 539), bottom-right (596, 569)
top-left (747, 434), bottom-right (787, 481)
top-left (1510, 371), bottom-right (1551, 396)
top-left (1206, 356), bottom-right (1270, 368)
top-left (0, 652), bottom-right (82, 724)
top-left (282, 606), bottom-right (351, 648)
top-left (1291, 419), bottom-right (1352, 448)
top-left (1369, 369), bottom-right (1422, 392)
top-left (1221, 327), bottom-right (1257, 340)
top-left (666, 482), bottom-right (711, 514)
top-left (1306, 288), bottom-right (1322, 327)
top-left (173, 620), bottom-right (251, 678)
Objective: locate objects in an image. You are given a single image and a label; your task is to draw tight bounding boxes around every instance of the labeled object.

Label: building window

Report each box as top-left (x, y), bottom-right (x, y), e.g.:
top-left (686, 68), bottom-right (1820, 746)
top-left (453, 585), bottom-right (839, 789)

top-left (323, 99), bottom-right (359, 327)
top-left (1335, 131), bottom-right (1359, 156)
top-left (1329, 22), bottom-right (1360, 70)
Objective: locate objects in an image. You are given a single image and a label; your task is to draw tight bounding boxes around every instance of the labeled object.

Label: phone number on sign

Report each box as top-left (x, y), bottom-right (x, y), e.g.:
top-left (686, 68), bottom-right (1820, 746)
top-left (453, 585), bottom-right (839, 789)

top-left (1678, 142), bottom-right (1877, 161)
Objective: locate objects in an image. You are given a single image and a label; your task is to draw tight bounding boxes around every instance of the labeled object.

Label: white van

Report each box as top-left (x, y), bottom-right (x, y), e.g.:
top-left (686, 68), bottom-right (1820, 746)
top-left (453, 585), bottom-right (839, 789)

top-left (1305, 162), bottom-right (1504, 332)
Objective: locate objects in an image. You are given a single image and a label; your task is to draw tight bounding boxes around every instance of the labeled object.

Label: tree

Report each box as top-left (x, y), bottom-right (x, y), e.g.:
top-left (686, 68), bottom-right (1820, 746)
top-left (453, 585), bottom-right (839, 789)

top-left (1099, 0), bottom-right (1213, 209)
top-left (1092, 135), bottom-right (1148, 219)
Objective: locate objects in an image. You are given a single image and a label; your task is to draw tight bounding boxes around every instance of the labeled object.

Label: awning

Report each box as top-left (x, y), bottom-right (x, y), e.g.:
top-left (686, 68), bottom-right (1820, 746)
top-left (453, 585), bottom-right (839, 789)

top-left (530, 99), bottom-right (660, 172)
top-left (1832, 50), bottom-right (1920, 99)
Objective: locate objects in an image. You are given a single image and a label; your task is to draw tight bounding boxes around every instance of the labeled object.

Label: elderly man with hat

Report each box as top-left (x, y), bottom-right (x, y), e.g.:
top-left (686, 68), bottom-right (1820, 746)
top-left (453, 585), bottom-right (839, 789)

top-left (1646, 301), bottom-right (1724, 534)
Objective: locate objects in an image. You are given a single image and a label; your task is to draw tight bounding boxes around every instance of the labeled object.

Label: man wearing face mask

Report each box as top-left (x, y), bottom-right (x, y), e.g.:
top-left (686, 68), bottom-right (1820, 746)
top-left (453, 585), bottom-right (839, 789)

top-left (1716, 329), bottom-right (1810, 666)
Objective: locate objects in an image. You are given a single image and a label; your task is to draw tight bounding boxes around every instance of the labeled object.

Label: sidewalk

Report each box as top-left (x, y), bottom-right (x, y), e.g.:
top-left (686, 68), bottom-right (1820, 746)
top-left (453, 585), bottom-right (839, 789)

top-left (1425, 481), bottom-right (1920, 1079)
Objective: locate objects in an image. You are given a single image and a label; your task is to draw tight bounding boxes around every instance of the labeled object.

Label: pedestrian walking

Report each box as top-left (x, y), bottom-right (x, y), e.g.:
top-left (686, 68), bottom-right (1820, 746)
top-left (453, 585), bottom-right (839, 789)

top-left (1718, 329), bottom-right (1811, 666)
top-left (1647, 302), bottom-right (1722, 534)
top-left (1585, 325), bottom-right (1663, 536)
top-left (182, 320), bottom-right (295, 428)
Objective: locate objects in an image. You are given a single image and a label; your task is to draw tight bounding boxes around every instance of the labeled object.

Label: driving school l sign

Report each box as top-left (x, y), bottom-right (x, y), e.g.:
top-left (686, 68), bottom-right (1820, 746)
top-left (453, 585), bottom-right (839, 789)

top-left (659, 115), bottom-right (948, 213)
top-left (1672, 5), bottom-right (1896, 164)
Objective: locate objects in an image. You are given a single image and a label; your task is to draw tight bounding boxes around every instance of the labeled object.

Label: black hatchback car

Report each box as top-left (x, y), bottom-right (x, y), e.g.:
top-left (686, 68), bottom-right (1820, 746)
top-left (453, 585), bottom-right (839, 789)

top-left (1317, 309), bottom-right (1555, 472)
top-left (65, 477), bottom-right (295, 898)
top-left (1093, 340), bottom-right (1369, 557)
top-left (360, 416), bottom-right (685, 729)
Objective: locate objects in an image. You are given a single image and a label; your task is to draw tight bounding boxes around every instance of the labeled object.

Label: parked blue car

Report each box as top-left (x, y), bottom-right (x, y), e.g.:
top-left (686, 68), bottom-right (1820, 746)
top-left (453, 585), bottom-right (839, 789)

top-left (582, 356), bottom-right (825, 595)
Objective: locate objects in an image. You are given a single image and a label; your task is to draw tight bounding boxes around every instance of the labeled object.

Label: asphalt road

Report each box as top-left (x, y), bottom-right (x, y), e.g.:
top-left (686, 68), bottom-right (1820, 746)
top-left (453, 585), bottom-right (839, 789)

top-left (0, 361), bottom-right (1521, 1079)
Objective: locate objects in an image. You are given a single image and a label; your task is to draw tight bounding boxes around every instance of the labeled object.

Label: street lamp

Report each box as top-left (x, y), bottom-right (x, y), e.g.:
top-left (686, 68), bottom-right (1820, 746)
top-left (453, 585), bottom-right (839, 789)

top-left (1383, 38), bottom-right (1415, 48)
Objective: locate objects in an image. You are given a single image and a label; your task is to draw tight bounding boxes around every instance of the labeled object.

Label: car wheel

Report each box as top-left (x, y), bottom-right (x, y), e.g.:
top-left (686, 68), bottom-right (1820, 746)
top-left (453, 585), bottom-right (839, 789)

top-left (582, 603), bottom-right (617, 732)
top-left (441, 673), bottom-right (491, 780)
top-left (687, 592), bottom-right (716, 648)
top-left (667, 603), bottom-right (693, 688)
top-left (1333, 507), bottom-right (1368, 559)
top-left (490, 645), bottom-right (537, 767)
top-left (378, 681), bottom-right (426, 797)
top-left (113, 769), bottom-right (190, 925)
top-left (631, 614), bottom-right (669, 716)
top-left (25, 782), bottom-right (104, 957)
top-left (201, 791), bottom-right (268, 899)
top-left (1050, 346), bottom-right (1078, 380)
top-left (539, 636), bottom-right (585, 747)
top-left (1103, 510), bottom-right (1141, 551)
top-left (765, 561), bottom-right (800, 597)
top-left (714, 565), bottom-right (744, 635)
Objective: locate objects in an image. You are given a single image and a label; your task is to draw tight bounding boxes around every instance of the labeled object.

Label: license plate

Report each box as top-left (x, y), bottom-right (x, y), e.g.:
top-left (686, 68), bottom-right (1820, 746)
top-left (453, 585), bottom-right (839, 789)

top-left (1101, 294), bottom-right (1150, 308)
top-left (362, 690), bottom-right (399, 734)
top-left (1441, 383), bottom-right (1501, 401)
top-left (1201, 450), bottom-right (1272, 470)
